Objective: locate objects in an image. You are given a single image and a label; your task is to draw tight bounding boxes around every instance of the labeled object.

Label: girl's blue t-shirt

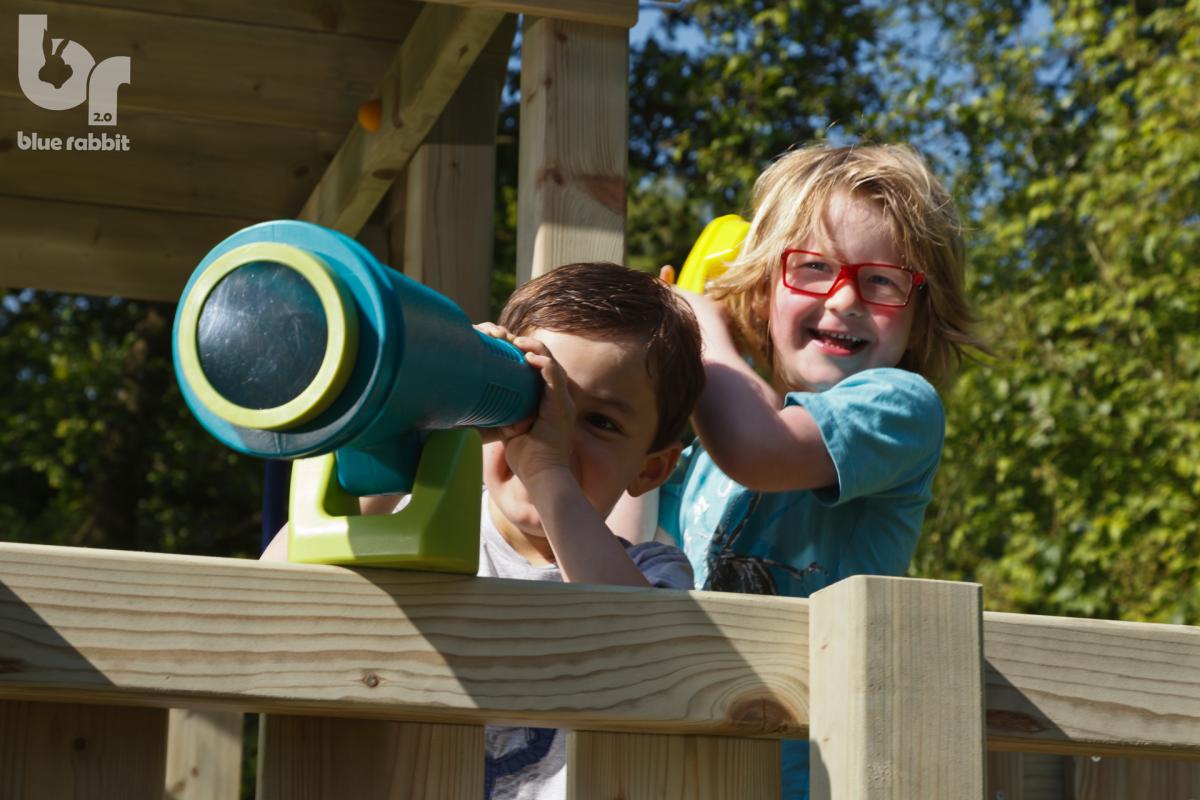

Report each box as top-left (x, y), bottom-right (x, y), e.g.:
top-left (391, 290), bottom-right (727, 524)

top-left (659, 367), bottom-right (944, 597)
top-left (657, 367), bottom-right (945, 800)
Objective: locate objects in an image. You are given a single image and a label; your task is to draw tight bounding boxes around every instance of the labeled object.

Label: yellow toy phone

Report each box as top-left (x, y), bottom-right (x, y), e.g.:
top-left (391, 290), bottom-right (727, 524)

top-left (674, 214), bottom-right (750, 294)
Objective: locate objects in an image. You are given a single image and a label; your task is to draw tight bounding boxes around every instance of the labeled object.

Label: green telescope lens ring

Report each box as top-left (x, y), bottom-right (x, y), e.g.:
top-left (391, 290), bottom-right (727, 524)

top-left (177, 242), bottom-right (359, 430)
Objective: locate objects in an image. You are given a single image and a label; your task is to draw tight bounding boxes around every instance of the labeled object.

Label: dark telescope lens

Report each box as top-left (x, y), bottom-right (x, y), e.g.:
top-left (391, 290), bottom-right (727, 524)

top-left (196, 261), bottom-right (328, 410)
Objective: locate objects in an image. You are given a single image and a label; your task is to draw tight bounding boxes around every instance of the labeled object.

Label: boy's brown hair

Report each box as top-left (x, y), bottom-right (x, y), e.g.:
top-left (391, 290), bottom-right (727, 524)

top-left (499, 262), bottom-right (704, 452)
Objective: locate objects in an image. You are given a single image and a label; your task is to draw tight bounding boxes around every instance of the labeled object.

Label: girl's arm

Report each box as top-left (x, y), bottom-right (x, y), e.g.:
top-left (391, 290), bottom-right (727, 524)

top-left (686, 293), bottom-right (837, 493)
top-left (606, 489), bottom-right (659, 545)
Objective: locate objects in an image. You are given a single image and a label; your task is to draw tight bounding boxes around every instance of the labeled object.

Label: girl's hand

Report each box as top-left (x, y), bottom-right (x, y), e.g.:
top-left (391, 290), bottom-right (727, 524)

top-left (657, 264), bottom-right (728, 328)
top-left (500, 335), bottom-right (575, 488)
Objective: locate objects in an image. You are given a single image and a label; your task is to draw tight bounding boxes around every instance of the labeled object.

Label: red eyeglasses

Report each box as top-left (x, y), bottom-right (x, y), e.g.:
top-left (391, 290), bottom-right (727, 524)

top-left (780, 250), bottom-right (925, 308)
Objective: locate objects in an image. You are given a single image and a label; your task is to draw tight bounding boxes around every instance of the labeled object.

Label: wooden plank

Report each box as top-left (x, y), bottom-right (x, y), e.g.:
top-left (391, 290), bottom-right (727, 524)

top-left (0, 196), bottom-right (252, 300)
top-left (257, 716), bottom-right (483, 799)
top-left (517, 16), bottom-right (627, 282)
top-left (1, 96), bottom-right (343, 220)
top-left (0, 700), bottom-right (168, 800)
top-left (808, 576), bottom-right (985, 799)
top-left (1072, 755), bottom-right (1200, 800)
top-left (987, 752), bottom-right (1024, 800)
top-left (985, 610), bottom-right (1200, 757)
top-left (299, 5), bottom-right (505, 233)
top-left (0, 542), bottom-right (809, 737)
top-left (425, 0), bottom-right (640, 28)
top-left (400, 16), bottom-right (514, 321)
top-left (165, 709), bottom-right (243, 800)
top-left (51, 0), bottom-right (422, 39)
top-left (567, 731), bottom-right (780, 799)
top-left (1023, 754), bottom-right (1066, 800)
top-left (0, 0), bottom-right (399, 131)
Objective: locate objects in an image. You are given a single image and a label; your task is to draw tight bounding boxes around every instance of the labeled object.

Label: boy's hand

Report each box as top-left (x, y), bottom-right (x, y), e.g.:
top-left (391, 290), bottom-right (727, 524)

top-left (501, 335), bottom-right (575, 488)
top-left (473, 322), bottom-right (534, 442)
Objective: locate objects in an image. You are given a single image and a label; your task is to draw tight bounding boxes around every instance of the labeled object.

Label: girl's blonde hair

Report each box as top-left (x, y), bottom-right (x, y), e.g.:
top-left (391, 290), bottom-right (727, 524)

top-left (708, 143), bottom-right (982, 390)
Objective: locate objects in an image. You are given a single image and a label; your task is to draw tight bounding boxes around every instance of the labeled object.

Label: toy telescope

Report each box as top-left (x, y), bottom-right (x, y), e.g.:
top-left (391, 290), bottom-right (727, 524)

top-left (173, 220), bottom-right (539, 573)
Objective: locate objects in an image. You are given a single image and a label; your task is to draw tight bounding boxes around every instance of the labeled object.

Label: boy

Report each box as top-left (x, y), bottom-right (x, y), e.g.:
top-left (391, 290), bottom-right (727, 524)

top-left (265, 262), bottom-right (705, 798)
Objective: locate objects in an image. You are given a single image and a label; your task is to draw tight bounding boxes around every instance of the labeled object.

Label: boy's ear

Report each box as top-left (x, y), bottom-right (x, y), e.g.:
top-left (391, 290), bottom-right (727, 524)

top-left (627, 440), bottom-right (684, 497)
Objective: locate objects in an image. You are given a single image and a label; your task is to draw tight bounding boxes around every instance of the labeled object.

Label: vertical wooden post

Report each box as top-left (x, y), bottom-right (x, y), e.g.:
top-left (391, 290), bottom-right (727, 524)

top-left (808, 576), bottom-right (985, 799)
top-left (165, 708), bottom-right (243, 800)
top-left (257, 716), bottom-right (484, 800)
top-left (0, 700), bottom-right (168, 800)
top-left (517, 16), bottom-right (628, 283)
top-left (566, 730), bottom-right (780, 799)
top-left (402, 15), bottom-right (516, 321)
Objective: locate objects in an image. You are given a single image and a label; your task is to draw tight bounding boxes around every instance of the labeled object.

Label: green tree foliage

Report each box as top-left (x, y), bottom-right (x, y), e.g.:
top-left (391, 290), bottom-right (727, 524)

top-left (0, 293), bottom-right (262, 556)
top-left (625, 1), bottom-right (887, 269)
top-left (898, 0), bottom-right (1200, 622)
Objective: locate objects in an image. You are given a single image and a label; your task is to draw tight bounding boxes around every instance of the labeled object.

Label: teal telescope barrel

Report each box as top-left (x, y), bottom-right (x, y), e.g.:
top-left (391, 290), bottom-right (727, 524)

top-left (172, 220), bottom-right (539, 496)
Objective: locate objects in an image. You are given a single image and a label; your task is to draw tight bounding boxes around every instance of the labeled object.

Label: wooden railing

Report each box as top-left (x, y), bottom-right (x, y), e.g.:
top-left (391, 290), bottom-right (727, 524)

top-left (1, 541), bottom-right (1198, 798)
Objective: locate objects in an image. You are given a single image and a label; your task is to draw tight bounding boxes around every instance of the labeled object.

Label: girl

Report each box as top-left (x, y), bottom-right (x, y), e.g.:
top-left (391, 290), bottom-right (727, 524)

top-left (653, 143), bottom-right (983, 798)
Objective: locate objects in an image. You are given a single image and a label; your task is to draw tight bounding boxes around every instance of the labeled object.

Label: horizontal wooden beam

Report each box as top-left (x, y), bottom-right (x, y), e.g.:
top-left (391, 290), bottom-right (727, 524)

top-left (1, 96), bottom-right (343, 222)
top-left (0, 1), bottom-right (400, 132)
top-left (51, 0), bottom-right (422, 39)
top-left (0, 542), bottom-right (808, 738)
top-left (4, 542), bottom-right (1199, 758)
top-left (984, 610), bottom-right (1200, 757)
top-left (0, 196), bottom-right (252, 301)
top-left (298, 6), bottom-right (506, 233)
top-left (423, 0), bottom-right (640, 28)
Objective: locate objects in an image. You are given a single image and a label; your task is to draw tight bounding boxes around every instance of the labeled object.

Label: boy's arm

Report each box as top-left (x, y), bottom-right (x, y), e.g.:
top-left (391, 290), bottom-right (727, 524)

top-left (684, 291), bottom-right (837, 493)
top-left (524, 469), bottom-right (652, 587)
top-left (504, 336), bottom-right (651, 587)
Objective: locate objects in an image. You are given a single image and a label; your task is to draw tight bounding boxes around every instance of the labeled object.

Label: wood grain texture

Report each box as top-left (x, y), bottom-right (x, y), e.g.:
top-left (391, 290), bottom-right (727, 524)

top-left (258, 716), bottom-right (483, 800)
top-left (1021, 753), bottom-right (1067, 800)
top-left (517, 16), bottom-right (627, 282)
top-left (165, 709), bottom-right (243, 800)
top-left (0, 542), bottom-right (808, 737)
top-left (51, 0), bottom-right (423, 39)
top-left (299, 5), bottom-right (505, 233)
top-left (567, 731), bottom-right (780, 799)
top-left (1, 96), bottom-right (343, 220)
top-left (808, 576), bottom-right (985, 800)
top-left (0, 0), bottom-right (399, 131)
top-left (0, 196), bottom-right (250, 300)
top-left (425, 0), bottom-right (640, 28)
top-left (987, 751), bottom-right (1024, 800)
top-left (0, 700), bottom-right (168, 800)
top-left (985, 611), bottom-right (1200, 757)
top-left (401, 16), bottom-right (514, 321)
top-left (1072, 755), bottom-right (1200, 799)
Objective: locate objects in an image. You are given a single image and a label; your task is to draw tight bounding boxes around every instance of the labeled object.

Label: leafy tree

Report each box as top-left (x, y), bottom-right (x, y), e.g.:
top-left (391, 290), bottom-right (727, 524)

top-left (896, 0), bottom-right (1200, 622)
top-left (0, 292), bottom-right (262, 557)
top-left (625, 1), bottom-right (888, 269)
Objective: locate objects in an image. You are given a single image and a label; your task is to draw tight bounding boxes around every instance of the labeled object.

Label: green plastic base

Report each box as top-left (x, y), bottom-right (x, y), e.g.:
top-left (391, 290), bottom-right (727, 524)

top-left (287, 429), bottom-right (482, 574)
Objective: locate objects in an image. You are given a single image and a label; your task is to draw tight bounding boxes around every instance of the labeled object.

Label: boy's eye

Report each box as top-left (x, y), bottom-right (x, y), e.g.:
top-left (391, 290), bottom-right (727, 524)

top-left (802, 260), bottom-right (835, 274)
top-left (585, 413), bottom-right (622, 434)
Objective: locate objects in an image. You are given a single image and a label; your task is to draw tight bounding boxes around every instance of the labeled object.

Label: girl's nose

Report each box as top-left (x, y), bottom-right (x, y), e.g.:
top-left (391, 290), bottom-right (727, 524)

top-left (823, 277), bottom-right (864, 315)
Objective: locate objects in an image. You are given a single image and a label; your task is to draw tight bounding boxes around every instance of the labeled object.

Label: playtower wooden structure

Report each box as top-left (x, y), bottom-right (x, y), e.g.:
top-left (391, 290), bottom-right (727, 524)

top-left (2, 2), bottom-right (1199, 798)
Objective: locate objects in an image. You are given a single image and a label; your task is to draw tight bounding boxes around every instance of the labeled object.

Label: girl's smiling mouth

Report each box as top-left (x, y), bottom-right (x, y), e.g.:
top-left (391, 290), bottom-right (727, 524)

top-left (809, 328), bottom-right (868, 355)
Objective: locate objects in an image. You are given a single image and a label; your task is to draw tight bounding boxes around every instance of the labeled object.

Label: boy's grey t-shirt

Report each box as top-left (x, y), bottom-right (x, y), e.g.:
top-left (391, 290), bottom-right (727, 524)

top-left (477, 494), bottom-right (693, 800)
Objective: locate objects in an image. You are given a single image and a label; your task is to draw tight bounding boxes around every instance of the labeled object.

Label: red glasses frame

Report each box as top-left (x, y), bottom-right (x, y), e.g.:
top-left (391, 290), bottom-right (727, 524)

top-left (780, 249), bottom-right (925, 308)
